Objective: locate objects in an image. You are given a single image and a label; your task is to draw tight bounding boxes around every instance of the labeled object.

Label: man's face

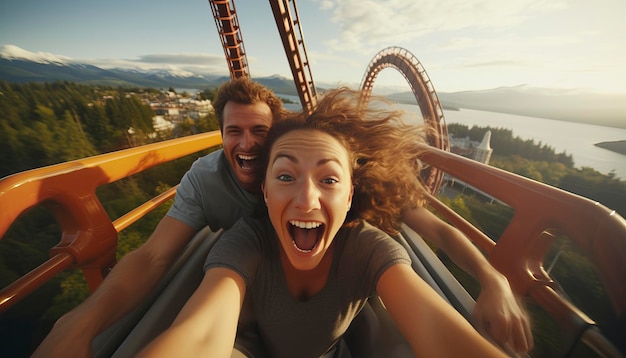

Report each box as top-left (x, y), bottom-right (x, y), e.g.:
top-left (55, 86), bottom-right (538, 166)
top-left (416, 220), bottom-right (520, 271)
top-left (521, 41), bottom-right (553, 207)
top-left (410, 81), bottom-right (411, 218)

top-left (222, 101), bottom-right (273, 192)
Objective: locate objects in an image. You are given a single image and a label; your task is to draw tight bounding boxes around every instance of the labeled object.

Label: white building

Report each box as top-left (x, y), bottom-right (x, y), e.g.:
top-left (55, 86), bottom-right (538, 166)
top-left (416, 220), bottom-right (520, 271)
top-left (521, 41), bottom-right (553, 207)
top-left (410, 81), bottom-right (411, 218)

top-left (449, 130), bottom-right (493, 165)
top-left (473, 130), bottom-right (493, 165)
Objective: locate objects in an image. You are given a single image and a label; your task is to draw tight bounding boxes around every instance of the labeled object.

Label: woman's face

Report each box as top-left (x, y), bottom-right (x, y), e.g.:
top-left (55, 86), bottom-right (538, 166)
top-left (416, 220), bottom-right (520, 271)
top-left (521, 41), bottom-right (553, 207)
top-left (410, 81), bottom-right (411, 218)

top-left (263, 129), bottom-right (353, 271)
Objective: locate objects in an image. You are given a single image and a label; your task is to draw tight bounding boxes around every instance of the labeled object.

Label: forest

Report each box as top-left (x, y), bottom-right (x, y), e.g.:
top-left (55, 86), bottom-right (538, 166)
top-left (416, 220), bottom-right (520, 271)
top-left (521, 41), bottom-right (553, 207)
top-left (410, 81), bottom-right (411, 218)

top-left (0, 81), bottom-right (220, 356)
top-left (0, 81), bottom-right (624, 356)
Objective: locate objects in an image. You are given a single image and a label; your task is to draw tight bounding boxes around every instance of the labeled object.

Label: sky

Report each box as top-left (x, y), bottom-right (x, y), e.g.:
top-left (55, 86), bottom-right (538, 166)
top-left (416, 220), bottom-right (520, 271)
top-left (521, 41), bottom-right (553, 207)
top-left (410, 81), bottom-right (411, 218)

top-left (1, 0), bottom-right (625, 94)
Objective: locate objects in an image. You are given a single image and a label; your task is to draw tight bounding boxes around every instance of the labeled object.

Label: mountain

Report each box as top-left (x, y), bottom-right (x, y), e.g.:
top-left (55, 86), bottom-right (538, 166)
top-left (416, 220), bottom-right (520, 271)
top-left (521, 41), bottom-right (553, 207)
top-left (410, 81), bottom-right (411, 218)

top-left (1, 45), bottom-right (624, 128)
top-left (388, 85), bottom-right (626, 129)
top-left (0, 56), bottom-right (300, 95)
top-left (0, 45), bottom-right (299, 94)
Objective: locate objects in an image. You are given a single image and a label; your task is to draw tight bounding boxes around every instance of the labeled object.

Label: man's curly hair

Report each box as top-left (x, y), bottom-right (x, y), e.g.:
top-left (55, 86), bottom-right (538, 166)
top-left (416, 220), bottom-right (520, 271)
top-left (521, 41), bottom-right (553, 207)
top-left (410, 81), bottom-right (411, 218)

top-left (212, 77), bottom-right (286, 131)
top-left (258, 87), bottom-right (432, 235)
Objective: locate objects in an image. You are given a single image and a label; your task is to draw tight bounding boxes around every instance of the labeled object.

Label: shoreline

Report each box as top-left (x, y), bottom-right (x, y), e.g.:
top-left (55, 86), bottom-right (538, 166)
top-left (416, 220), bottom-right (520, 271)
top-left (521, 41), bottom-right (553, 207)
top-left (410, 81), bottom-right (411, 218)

top-left (595, 140), bottom-right (626, 156)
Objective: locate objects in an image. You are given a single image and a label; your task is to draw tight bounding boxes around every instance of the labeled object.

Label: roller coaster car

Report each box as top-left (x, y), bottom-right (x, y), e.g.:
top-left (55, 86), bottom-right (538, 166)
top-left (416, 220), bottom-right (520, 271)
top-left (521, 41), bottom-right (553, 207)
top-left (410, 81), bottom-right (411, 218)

top-left (88, 224), bottom-right (470, 358)
top-left (0, 129), bottom-right (624, 357)
top-left (87, 178), bottom-right (625, 358)
top-left (93, 177), bottom-right (626, 358)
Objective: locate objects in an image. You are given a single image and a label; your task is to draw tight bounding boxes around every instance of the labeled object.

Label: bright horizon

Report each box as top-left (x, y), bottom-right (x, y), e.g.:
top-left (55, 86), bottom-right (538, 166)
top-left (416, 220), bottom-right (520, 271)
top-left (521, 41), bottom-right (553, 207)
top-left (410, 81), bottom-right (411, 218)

top-left (1, 0), bottom-right (625, 94)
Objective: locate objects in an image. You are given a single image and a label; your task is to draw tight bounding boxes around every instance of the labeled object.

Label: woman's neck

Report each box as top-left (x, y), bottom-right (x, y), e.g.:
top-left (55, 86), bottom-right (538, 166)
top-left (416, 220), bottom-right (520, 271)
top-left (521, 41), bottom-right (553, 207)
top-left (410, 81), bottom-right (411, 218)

top-left (279, 245), bottom-right (335, 301)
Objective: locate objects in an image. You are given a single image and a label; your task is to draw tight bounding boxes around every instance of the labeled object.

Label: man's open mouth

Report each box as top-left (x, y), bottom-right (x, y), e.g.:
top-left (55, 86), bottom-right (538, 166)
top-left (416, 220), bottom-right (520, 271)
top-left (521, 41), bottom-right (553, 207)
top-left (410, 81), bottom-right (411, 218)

top-left (288, 220), bottom-right (324, 252)
top-left (237, 154), bottom-right (257, 169)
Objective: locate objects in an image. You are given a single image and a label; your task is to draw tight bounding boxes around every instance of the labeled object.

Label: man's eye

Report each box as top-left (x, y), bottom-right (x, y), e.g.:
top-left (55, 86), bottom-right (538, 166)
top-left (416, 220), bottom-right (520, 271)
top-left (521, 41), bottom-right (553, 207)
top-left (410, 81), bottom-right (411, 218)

top-left (277, 174), bottom-right (293, 182)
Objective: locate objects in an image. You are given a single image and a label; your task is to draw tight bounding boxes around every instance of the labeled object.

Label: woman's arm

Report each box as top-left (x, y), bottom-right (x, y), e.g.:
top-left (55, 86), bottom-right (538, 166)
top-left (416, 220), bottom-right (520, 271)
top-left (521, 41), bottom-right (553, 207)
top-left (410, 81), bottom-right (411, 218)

top-left (401, 206), bottom-right (532, 352)
top-left (377, 263), bottom-right (507, 358)
top-left (137, 267), bottom-right (246, 358)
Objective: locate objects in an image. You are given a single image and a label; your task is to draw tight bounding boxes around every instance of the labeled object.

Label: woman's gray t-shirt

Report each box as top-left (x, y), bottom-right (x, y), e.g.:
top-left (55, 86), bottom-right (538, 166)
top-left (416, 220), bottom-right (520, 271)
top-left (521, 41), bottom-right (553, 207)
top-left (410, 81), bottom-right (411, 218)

top-left (204, 217), bottom-right (411, 358)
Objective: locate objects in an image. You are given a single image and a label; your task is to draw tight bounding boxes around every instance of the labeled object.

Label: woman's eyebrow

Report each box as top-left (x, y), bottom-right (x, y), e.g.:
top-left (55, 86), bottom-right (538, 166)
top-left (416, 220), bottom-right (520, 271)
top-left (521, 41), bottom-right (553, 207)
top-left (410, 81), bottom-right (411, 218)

top-left (272, 152), bottom-right (342, 167)
top-left (272, 152), bottom-right (297, 165)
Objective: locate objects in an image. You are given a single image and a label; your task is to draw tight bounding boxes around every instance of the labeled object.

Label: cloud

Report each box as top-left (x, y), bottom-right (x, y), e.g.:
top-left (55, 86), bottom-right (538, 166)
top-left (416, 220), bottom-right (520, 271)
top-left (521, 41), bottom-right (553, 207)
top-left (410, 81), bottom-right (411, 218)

top-left (317, 0), bottom-right (566, 53)
top-left (462, 60), bottom-right (526, 68)
top-left (80, 53), bottom-right (228, 75)
top-left (134, 53), bottom-right (224, 66)
top-left (1, 45), bottom-right (229, 75)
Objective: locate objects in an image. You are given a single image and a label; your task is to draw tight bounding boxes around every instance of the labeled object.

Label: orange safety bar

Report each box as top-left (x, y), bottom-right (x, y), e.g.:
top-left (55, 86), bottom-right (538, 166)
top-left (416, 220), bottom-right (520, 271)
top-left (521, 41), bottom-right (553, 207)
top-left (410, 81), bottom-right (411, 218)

top-left (0, 131), bottom-right (222, 312)
top-left (0, 135), bottom-right (625, 339)
top-left (417, 144), bottom-right (626, 321)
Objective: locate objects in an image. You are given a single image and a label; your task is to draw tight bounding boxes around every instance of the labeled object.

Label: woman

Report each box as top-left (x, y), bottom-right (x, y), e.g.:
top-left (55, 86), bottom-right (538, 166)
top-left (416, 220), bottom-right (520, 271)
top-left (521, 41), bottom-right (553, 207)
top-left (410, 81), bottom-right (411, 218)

top-left (138, 88), bottom-right (506, 357)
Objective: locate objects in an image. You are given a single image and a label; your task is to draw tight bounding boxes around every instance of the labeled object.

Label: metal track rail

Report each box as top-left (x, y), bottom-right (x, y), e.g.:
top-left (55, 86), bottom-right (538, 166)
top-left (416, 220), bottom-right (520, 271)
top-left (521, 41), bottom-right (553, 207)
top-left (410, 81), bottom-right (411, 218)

top-left (209, 0), bottom-right (249, 79)
top-left (269, 0), bottom-right (317, 114)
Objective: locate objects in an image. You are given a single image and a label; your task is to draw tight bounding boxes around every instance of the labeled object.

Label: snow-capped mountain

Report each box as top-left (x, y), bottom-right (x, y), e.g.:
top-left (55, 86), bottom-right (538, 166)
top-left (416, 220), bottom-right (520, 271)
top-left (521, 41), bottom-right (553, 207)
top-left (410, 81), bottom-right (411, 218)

top-left (0, 45), bottom-right (297, 92)
top-left (0, 44), bottom-right (71, 65)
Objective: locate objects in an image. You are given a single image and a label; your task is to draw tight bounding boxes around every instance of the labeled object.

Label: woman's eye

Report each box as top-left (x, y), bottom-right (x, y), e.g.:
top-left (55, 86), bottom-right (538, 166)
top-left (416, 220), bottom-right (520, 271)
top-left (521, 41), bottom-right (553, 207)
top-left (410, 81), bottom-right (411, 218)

top-left (277, 174), bottom-right (293, 182)
top-left (322, 178), bottom-right (339, 185)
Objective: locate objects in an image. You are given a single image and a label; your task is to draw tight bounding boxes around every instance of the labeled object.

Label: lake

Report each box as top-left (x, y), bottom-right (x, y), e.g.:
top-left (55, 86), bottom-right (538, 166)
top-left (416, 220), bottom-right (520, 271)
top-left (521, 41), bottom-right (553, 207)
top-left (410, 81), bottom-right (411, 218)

top-left (282, 96), bottom-right (626, 180)
top-left (440, 108), bottom-right (626, 180)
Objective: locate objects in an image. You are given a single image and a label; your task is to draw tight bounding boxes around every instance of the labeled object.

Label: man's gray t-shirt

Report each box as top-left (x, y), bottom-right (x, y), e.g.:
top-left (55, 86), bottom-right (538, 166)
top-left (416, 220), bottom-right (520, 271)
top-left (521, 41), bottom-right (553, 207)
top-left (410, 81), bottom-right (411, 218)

top-left (166, 149), bottom-right (259, 231)
top-left (204, 217), bottom-right (411, 358)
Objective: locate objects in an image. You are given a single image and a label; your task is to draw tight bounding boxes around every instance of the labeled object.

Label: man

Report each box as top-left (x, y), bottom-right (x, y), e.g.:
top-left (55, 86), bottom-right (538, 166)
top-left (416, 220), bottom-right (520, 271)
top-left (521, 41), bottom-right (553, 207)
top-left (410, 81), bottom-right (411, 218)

top-left (33, 78), bottom-right (284, 357)
top-left (33, 78), bottom-right (531, 357)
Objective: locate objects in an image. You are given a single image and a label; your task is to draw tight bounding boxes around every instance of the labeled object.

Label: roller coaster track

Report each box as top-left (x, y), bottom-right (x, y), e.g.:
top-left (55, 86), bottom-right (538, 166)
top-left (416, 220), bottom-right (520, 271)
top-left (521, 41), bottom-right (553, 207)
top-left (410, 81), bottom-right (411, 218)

top-left (361, 47), bottom-right (449, 152)
top-left (360, 47), bottom-right (450, 193)
top-left (208, 0), bottom-right (317, 114)
top-left (269, 0), bottom-right (317, 115)
top-left (209, 0), bottom-right (249, 79)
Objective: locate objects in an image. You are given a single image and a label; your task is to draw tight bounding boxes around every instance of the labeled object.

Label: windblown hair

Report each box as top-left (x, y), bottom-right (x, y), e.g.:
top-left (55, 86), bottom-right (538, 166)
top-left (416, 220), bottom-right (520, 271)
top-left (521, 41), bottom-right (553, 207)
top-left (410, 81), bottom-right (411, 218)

top-left (212, 77), bottom-right (286, 131)
top-left (259, 87), bottom-right (432, 235)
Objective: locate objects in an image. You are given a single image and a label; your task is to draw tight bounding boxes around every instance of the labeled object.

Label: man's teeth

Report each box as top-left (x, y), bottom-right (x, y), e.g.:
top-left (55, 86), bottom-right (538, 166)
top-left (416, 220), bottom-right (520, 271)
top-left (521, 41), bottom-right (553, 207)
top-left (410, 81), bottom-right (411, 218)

top-left (289, 220), bottom-right (322, 229)
top-left (238, 154), bottom-right (256, 160)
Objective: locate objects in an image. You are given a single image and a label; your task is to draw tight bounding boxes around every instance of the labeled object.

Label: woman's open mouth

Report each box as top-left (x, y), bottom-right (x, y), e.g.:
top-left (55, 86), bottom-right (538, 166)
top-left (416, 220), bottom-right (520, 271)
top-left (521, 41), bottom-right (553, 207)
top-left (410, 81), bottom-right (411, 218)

top-left (288, 220), bottom-right (324, 253)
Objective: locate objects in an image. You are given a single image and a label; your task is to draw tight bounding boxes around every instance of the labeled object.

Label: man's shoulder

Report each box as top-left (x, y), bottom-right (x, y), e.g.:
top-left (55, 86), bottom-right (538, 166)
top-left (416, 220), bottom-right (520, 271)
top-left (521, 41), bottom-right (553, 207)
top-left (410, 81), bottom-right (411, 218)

top-left (180, 149), bottom-right (233, 192)
top-left (190, 149), bottom-right (226, 172)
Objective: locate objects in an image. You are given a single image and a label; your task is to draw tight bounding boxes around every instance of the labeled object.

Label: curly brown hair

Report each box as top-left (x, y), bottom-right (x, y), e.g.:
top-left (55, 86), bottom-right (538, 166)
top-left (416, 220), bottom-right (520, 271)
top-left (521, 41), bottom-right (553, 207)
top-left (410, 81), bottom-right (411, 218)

top-left (259, 87), bottom-right (431, 235)
top-left (212, 77), bottom-right (286, 131)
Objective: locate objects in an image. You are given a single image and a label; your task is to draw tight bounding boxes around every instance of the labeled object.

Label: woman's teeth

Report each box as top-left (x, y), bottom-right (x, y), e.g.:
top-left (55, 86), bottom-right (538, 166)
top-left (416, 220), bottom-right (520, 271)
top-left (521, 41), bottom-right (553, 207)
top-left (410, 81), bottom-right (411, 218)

top-left (289, 220), bottom-right (322, 229)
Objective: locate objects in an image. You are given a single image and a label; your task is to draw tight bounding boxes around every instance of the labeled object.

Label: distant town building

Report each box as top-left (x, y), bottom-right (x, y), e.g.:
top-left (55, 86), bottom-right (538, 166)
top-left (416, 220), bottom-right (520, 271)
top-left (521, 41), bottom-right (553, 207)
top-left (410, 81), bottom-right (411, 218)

top-left (153, 115), bottom-right (175, 132)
